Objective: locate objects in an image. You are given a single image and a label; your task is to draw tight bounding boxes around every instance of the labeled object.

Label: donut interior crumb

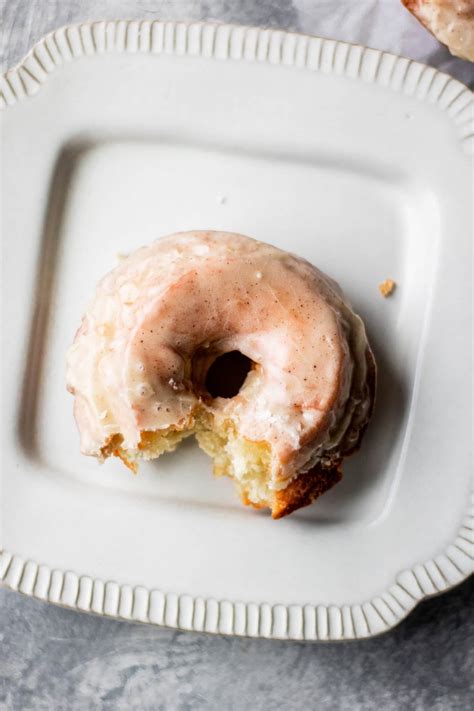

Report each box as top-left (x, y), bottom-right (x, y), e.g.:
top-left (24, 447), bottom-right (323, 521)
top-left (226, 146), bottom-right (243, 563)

top-left (379, 278), bottom-right (396, 297)
top-left (196, 420), bottom-right (271, 506)
top-left (101, 412), bottom-right (273, 507)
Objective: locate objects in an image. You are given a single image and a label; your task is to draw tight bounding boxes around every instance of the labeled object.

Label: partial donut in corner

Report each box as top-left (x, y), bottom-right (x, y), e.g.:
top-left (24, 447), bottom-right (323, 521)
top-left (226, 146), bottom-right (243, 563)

top-left (402, 0), bottom-right (474, 61)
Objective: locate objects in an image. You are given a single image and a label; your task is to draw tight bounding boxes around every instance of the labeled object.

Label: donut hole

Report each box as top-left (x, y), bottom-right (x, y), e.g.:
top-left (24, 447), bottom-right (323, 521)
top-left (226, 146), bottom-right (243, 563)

top-left (204, 351), bottom-right (253, 399)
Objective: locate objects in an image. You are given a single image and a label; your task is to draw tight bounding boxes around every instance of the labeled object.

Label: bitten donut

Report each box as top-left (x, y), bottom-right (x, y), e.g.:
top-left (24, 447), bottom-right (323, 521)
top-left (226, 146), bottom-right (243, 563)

top-left (67, 231), bottom-right (376, 518)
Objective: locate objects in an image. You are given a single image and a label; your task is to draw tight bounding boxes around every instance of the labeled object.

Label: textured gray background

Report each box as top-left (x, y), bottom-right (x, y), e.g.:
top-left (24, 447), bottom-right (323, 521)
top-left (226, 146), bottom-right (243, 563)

top-left (1, 1), bottom-right (473, 709)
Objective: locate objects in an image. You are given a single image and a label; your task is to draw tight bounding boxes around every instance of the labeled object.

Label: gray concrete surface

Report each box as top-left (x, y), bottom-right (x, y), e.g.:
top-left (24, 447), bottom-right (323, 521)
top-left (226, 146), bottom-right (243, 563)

top-left (1, 1), bottom-right (473, 709)
top-left (1, 581), bottom-right (473, 710)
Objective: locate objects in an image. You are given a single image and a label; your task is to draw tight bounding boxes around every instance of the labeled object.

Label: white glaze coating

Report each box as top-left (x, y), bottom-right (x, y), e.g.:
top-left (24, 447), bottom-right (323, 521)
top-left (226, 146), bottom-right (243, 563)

top-left (67, 232), bottom-right (373, 483)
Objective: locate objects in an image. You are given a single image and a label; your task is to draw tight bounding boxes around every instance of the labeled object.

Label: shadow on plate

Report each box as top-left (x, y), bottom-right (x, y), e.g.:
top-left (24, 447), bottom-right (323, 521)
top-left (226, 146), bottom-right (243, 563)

top-left (17, 143), bottom-right (82, 461)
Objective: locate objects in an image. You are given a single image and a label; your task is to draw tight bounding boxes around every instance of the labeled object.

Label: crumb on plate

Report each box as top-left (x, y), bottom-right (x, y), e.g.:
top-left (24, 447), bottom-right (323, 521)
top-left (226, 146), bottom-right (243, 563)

top-left (379, 279), bottom-right (396, 297)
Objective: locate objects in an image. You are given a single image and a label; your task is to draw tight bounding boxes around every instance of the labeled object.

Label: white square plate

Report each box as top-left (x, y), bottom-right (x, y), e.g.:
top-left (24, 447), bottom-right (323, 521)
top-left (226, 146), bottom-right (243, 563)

top-left (1, 21), bottom-right (472, 640)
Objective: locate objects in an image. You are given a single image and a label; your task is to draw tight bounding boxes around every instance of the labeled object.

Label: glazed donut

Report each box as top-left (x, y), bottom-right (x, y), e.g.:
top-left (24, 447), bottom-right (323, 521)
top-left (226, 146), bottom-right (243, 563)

top-left (67, 232), bottom-right (375, 518)
top-left (402, 0), bottom-right (474, 61)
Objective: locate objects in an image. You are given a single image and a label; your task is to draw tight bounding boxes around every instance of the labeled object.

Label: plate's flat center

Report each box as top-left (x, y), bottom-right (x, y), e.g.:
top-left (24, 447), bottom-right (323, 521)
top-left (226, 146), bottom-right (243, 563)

top-left (26, 139), bottom-right (438, 524)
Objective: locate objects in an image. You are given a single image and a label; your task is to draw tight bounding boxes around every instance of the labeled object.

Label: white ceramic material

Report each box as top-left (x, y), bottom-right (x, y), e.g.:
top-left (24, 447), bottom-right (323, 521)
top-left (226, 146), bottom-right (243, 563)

top-left (1, 21), bottom-right (472, 640)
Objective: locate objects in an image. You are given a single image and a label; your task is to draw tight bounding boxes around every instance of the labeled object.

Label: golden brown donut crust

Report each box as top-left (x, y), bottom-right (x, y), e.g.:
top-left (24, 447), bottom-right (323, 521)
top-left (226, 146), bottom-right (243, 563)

top-left (269, 347), bottom-right (376, 519)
